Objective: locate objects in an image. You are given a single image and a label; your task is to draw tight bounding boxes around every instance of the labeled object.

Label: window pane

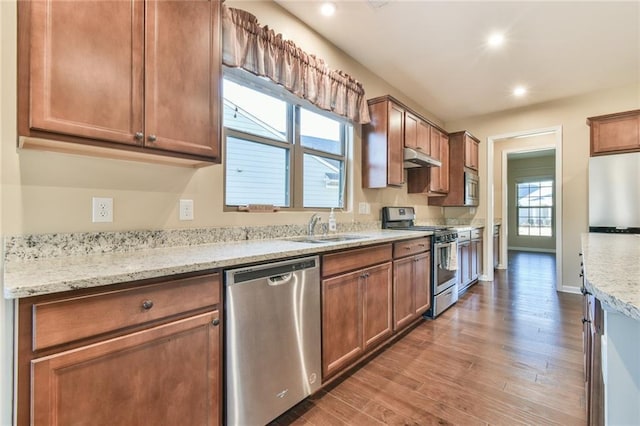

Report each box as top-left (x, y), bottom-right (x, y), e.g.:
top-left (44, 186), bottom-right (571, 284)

top-left (300, 108), bottom-right (343, 155)
top-left (223, 79), bottom-right (287, 141)
top-left (516, 181), bottom-right (554, 237)
top-left (226, 137), bottom-right (289, 207)
top-left (303, 154), bottom-right (344, 208)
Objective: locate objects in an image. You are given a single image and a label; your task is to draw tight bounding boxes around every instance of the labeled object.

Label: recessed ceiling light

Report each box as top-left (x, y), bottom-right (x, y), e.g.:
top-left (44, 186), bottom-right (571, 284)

top-left (320, 2), bottom-right (336, 16)
top-left (513, 86), bottom-right (527, 97)
top-left (488, 32), bottom-right (505, 48)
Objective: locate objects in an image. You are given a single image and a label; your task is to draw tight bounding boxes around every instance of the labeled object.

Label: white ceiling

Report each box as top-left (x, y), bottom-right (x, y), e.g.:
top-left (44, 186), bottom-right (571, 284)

top-left (275, 1), bottom-right (640, 122)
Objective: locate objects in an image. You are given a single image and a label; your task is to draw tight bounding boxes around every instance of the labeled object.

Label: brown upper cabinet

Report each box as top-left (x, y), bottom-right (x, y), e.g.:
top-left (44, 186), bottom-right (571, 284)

top-left (363, 97), bottom-right (406, 187)
top-left (18, 0), bottom-right (221, 165)
top-left (464, 132), bottom-right (480, 170)
top-left (407, 127), bottom-right (450, 196)
top-left (587, 110), bottom-right (640, 156)
top-left (404, 111), bottom-right (431, 153)
top-left (429, 131), bottom-right (479, 206)
top-left (363, 95), bottom-right (445, 189)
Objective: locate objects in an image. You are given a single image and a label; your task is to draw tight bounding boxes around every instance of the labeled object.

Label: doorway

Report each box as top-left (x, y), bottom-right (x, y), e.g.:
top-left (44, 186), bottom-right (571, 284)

top-left (485, 126), bottom-right (563, 292)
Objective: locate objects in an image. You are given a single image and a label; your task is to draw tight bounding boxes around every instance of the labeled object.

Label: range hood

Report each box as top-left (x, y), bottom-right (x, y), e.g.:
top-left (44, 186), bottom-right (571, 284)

top-left (403, 147), bottom-right (442, 168)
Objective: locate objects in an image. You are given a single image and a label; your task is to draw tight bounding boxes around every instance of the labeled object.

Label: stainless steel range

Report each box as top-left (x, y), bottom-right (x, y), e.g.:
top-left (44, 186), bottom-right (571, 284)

top-left (382, 207), bottom-right (459, 317)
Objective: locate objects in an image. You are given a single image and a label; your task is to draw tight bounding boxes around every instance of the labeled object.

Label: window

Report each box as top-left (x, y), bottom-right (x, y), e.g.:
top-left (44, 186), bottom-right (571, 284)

top-left (516, 180), bottom-right (553, 237)
top-left (223, 76), bottom-right (348, 209)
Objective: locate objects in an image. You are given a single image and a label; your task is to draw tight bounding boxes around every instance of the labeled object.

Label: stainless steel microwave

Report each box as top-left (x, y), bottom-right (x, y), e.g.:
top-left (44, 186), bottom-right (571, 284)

top-left (464, 172), bottom-right (479, 206)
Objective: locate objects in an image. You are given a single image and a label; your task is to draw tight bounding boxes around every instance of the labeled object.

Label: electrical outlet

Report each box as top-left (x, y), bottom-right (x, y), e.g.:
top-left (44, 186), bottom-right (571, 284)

top-left (92, 197), bottom-right (113, 223)
top-left (179, 199), bottom-right (194, 221)
top-left (358, 202), bottom-right (370, 215)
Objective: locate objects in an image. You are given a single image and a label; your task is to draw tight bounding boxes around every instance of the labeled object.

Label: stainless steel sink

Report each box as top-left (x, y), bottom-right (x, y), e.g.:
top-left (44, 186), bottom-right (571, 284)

top-left (286, 234), bottom-right (365, 244)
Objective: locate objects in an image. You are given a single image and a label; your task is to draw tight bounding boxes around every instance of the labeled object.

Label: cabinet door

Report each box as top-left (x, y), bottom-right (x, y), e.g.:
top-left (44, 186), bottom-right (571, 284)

top-left (145, 0), bottom-right (221, 159)
top-left (429, 128), bottom-right (442, 193)
top-left (363, 263), bottom-right (393, 350)
top-left (31, 311), bottom-right (220, 426)
top-left (387, 102), bottom-right (405, 186)
top-left (417, 120), bottom-right (431, 154)
top-left (27, 0), bottom-right (144, 145)
top-left (493, 233), bottom-right (499, 269)
top-left (439, 133), bottom-right (450, 193)
top-left (471, 239), bottom-right (482, 280)
top-left (591, 113), bottom-right (640, 155)
top-left (414, 252), bottom-right (431, 315)
top-left (460, 242), bottom-right (471, 286)
top-left (404, 112), bottom-right (418, 149)
top-left (464, 135), bottom-right (479, 170)
top-left (322, 271), bottom-right (363, 378)
top-left (429, 129), bottom-right (449, 194)
top-left (393, 257), bottom-right (416, 330)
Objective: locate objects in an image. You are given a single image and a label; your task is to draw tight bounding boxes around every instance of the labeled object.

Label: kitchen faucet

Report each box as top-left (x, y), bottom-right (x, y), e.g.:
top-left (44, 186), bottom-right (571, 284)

top-left (308, 213), bottom-right (321, 237)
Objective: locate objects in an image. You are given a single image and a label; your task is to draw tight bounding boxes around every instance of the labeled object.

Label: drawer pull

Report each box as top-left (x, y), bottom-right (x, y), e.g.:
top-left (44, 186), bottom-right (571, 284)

top-left (212, 318), bottom-right (220, 326)
top-left (582, 318), bottom-right (591, 324)
top-left (141, 300), bottom-right (154, 310)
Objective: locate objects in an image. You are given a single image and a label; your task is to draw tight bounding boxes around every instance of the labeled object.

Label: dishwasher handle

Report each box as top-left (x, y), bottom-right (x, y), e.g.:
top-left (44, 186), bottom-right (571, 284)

top-left (268, 273), bottom-right (293, 286)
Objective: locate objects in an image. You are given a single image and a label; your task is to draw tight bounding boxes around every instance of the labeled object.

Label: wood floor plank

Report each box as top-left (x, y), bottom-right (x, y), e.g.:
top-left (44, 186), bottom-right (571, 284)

top-left (271, 251), bottom-right (586, 425)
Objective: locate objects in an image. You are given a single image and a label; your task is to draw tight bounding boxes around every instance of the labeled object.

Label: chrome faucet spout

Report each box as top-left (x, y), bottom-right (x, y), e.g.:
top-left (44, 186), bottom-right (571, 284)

top-left (308, 213), bottom-right (322, 237)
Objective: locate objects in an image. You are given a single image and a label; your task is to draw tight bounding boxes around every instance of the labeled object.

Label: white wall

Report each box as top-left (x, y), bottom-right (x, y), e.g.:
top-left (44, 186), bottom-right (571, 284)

top-left (447, 83), bottom-right (640, 289)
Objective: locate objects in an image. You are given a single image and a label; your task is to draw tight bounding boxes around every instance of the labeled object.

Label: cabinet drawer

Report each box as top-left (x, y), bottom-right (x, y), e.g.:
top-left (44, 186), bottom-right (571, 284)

top-left (32, 273), bottom-right (220, 351)
top-left (471, 228), bottom-right (483, 240)
top-left (322, 244), bottom-right (392, 277)
top-left (458, 230), bottom-right (471, 242)
top-left (393, 237), bottom-right (431, 258)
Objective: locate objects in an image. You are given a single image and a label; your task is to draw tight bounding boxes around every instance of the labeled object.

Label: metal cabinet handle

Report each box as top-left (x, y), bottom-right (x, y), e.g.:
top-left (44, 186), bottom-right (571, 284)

top-left (141, 300), bottom-right (154, 310)
top-left (582, 318), bottom-right (591, 324)
top-left (579, 272), bottom-right (584, 278)
top-left (581, 287), bottom-right (591, 296)
top-left (212, 318), bottom-right (220, 326)
top-left (147, 134), bottom-right (157, 142)
top-left (134, 132), bottom-right (144, 141)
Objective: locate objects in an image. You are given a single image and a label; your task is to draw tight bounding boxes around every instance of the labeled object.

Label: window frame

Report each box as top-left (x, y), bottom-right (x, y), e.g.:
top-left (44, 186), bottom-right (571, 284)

top-left (515, 178), bottom-right (554, 238)
top-left (222, 71), bottom-right (349, 211)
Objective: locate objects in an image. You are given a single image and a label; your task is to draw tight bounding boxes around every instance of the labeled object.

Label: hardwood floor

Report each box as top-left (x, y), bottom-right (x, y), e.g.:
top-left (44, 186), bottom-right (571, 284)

top-left (273, 251), bottom-right (586, 425)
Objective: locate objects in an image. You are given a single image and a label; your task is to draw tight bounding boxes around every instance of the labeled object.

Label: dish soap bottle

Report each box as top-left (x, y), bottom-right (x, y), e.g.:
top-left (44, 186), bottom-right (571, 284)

top-left (328, 208), bottom-right (337, 232)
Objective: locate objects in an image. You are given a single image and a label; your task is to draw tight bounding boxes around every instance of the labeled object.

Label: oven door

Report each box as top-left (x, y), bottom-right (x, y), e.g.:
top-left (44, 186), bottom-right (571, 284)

top-left (434, 241), bottom-right (458, 294)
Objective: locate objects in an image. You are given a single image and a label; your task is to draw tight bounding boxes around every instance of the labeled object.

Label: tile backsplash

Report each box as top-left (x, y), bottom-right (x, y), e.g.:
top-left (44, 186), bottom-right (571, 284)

top-left (3, 221), bottom-right (381, 262)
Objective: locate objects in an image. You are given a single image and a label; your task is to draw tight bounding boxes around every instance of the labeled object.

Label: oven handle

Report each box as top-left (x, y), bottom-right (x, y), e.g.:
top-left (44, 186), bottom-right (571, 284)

top-left (434, 240), bottom-right (458, 270)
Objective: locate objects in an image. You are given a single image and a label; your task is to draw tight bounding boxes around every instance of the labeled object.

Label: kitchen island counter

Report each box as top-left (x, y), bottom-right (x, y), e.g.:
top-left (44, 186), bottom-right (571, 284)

top-left (4, 230), bottom-right (431, 299)
top-left (581, 233), bottom-right (640, 320)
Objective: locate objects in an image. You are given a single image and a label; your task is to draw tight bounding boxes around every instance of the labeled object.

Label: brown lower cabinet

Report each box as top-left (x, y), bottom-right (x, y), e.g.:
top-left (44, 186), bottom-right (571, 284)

top-left (493, 225), bottom-right (500, 269)
top-left (458, 229), bottom-right (483, 294)
top-left (583, 292), bottom-right (604, 425)
top-left (18, 272), bottom-right (222, 426)
top-left (393, 238), bottom-right (431, 331)
top-left (321, 244), bottom-right (393, 379)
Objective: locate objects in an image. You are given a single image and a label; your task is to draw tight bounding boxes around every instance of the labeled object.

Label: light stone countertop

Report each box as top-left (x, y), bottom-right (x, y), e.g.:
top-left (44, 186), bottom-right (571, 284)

top-left (581, 233), bottom-right (640, 321)
top-left (3, 230), bottom-right (431, 299)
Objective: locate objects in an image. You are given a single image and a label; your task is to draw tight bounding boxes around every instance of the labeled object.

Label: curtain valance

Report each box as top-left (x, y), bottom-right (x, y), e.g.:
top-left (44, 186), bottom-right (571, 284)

top-left (222, 5), bottom-right (371, 124)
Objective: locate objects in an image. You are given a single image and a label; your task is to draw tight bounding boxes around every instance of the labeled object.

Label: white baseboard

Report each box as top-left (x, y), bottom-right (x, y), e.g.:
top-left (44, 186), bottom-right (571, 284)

top-left (561, 285), bottom-right (581, 294)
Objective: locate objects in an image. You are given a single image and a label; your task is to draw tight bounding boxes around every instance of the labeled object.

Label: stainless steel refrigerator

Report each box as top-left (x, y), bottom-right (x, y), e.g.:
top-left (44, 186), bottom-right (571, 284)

top-left (588, 152), bottom-right (640, 233)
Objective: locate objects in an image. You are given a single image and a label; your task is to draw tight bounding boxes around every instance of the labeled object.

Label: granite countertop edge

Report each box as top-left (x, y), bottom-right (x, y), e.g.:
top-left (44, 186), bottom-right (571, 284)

top-left (3, 230), bottom-right (432, 299)
top-left (581, 233), bottom-right (640, 321)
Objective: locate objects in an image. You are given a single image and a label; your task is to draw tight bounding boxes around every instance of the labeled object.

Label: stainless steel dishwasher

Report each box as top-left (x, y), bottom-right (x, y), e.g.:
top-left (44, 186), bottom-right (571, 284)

top-left (225, 256), bottom-right (321, 426)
